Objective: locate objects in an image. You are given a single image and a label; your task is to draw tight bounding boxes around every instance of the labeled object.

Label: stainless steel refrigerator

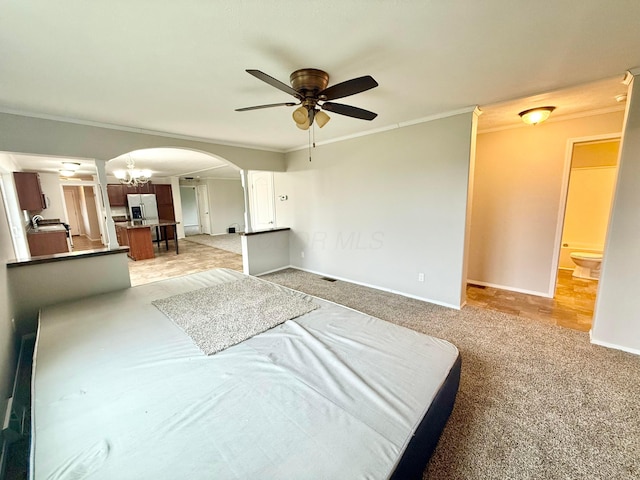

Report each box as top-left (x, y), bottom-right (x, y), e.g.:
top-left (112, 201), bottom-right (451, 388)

top-left (127, 194), bottom-right (159, 239)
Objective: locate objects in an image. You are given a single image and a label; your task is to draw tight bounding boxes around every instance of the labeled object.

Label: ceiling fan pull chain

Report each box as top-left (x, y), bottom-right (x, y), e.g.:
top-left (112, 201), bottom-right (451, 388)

top-left (308, 128), bottom-right (312, 162)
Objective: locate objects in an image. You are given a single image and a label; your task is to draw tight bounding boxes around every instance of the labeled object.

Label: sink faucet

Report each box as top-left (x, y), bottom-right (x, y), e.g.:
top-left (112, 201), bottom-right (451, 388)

top-left (32, 214), bottom-right (44, 227)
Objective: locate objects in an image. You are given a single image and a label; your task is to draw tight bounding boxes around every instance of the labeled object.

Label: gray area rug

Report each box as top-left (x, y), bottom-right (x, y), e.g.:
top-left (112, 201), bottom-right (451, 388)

top-left (184, 234), bottom-right (242, 255)
top-left (153, 276), bottom-right (318, 355)
top-left (260, 268), bottom-right (640, 480)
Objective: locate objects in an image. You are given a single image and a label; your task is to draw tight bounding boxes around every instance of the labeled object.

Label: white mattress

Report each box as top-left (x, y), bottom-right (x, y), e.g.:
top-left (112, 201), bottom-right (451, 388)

top-left (32, 269), bottom-right (459, 480)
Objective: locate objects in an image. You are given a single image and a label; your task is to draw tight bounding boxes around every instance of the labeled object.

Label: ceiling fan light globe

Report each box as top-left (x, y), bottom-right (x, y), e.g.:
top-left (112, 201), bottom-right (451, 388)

top-left (296, 119), bottom-right (310, 130)
top-left (315, 110), bottom-right (330, 128)
top-left (292, 106), bottom-right (308, 125)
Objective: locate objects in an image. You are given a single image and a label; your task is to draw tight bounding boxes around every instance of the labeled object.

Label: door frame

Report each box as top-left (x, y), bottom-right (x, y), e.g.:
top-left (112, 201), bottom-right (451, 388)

top-left (548, 132), bottom-right (622, 296)
top-left (196, 184), bottom-right (211, 235)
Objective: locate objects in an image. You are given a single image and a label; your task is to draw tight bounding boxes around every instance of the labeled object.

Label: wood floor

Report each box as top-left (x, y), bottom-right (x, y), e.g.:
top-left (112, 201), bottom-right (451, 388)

top-left (466, 269), bottom-right (597, 332)
top-left (125, 240), bottom-right (596, 332)
top-left (70, 235), bottom-right (104, 252)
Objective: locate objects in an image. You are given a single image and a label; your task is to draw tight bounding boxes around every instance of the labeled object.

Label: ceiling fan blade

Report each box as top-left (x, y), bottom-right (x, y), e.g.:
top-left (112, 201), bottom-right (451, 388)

top-left (322, 102), bottom-right (378, 121)
top-left (246, 69), bottom-right (301, 98)
top-left (319, 75), bottom-right (378, 101)
top-left (235, 102), bottom-right (297, 112)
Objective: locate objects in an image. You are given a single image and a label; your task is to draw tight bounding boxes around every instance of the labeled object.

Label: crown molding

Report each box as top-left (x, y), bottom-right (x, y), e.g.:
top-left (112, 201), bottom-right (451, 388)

top-left (0, 107), bottom-right (285, 154)
top-left (626, 67), bottom-right (640, 79)
top-left (285, 106), bottom-right (478, 153)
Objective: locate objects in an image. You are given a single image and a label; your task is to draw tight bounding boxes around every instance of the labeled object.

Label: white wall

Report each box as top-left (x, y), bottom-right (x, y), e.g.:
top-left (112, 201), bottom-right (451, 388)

top-left (38, 172), bottom-right (66, 220)
top-left (8, 251), bottom-right (131, 334)
top-left (276, 112), bottom-right (475, 308)
top-left (82, 186), bottom-right (102, 241)
top-left (207, 179), bottom-right (244, 234)
top-left (592, 73), bottom-right (640, 354)
top-left (241, 230), bottom-right (290, 276)
top-left (469, 111), bottom-right (624, 296)
top-left (0, 186), bottom-right (17, 427)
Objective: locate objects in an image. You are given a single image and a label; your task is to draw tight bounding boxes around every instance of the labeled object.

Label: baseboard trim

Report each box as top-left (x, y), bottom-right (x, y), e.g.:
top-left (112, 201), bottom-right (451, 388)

top-left (589, 333), bottom-right (640, 356)
top-left (253, 265), bottom-right (294, 277)
top-left (466, 279), bottom-right (551, 298)
top-left (290, 266), bottom-right (462, 310)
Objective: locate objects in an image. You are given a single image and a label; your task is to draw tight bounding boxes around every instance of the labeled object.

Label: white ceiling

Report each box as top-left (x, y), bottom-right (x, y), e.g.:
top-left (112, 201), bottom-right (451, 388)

top-left (1, 1), bottom-right (639, 157)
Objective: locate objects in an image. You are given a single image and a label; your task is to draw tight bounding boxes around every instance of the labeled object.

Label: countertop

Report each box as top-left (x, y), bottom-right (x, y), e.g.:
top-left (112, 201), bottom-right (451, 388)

top-left (28, 224), bottom-right (67, 234)
top-left (114, 219), bottom-right (179, 229)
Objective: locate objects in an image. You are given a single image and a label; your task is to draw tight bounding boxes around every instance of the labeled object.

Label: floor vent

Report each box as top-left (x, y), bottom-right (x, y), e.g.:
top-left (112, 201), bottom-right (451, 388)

top-left (321, 277), bottom-right (337, 283)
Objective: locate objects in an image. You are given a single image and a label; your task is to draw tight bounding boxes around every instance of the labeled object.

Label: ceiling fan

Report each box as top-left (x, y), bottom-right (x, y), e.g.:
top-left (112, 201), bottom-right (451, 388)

top-left (236, 68), bottom-right (378, 130)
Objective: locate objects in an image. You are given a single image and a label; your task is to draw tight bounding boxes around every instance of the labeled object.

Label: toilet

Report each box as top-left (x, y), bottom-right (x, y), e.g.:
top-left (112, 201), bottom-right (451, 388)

top-left (570, 252), bottom-right (603, 280)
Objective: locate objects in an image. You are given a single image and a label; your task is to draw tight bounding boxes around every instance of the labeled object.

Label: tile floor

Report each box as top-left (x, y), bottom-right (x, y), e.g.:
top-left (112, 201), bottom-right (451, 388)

top-left (127, 238), bottom-right (243, 286)
top-left (466, 269), bottom-right (598, 332)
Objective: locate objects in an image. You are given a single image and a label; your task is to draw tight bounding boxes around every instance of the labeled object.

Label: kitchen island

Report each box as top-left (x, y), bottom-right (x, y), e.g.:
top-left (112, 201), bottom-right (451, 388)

top-left (115, 219), bottom-right (179, 261)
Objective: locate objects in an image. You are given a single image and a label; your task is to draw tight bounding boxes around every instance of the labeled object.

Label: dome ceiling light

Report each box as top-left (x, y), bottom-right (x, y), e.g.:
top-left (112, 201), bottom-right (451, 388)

top-left (518, 106), bottom-right (556, 126)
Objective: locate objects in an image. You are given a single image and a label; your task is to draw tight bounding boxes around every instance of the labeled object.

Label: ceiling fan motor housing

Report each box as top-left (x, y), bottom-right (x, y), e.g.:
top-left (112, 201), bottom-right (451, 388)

top-left (290, 69), bottom-right (330, 96)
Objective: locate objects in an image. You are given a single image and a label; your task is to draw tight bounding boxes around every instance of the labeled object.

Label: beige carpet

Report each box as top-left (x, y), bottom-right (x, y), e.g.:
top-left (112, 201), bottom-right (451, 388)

top-left (260, 268), bottom-right (640, 480)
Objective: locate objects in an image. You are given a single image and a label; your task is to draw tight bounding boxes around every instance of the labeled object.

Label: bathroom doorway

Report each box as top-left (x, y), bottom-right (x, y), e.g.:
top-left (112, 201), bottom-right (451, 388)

top-left (552, 135), bottom-right (620, 327)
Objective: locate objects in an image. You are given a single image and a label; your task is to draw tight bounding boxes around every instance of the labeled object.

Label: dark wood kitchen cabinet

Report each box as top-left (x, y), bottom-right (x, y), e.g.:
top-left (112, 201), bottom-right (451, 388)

top-left (13, 172), bottom-right (46, 211)
top-left (107, 182), bottom-right (155, 207)
top-left (27, 230), bottom-right (69, 256)
top-left (154, 184), bottom-right (175, 239)
top-left (106, 184), bottom-right (127, 206)
top-left (124, 183), bottom-right (153, 195)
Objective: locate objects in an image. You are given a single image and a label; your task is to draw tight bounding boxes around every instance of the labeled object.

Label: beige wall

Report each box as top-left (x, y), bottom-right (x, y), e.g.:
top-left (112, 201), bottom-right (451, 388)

top-left (469, 111), bottom-right (624, 296)
top-left (560, 167), bottom-right (616, 258)
top-left (592, 74), bottom-right (640, 354)
top-left (0, 112), bottom-right (285, 171)
top-left (277, 111), bottom-right (476, 308)
top-left (82, 186), bottom-right (102, 241)
top-left (206, 179), bottom-right (245, 235)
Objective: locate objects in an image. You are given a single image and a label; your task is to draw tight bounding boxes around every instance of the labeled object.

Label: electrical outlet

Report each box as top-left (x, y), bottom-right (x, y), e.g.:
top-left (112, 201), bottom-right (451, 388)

top-left (418, 273), bottom-right (425, 282)
top-left (301, 251), bottom-right (305, 258)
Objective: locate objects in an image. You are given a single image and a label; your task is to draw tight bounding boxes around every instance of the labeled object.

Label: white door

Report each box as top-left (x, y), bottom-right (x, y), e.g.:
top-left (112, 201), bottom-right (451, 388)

top-left (197, 184), bottom-right (211, 234)
top-left (249, 171), bottom-right (275, 230)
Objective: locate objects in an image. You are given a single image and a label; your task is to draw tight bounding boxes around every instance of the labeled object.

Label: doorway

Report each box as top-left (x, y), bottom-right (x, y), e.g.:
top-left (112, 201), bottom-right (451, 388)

top-left (180, 186), bottom-right (200, 236)
top-left (62, 185), bottom-right (104, 251)
top-left (552, 135), bottom-right (620, 329)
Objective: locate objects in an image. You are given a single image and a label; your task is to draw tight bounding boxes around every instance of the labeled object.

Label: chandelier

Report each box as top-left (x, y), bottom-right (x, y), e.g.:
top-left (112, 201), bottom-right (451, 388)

top-left (114, 155), bottom-right (152, 186)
